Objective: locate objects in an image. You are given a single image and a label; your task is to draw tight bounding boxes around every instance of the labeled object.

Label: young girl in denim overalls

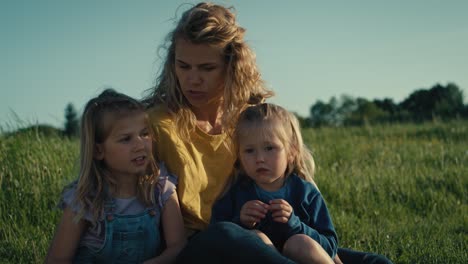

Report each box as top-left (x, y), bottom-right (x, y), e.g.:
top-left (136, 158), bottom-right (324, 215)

top-left (46, 89), bottom-right (186, 263)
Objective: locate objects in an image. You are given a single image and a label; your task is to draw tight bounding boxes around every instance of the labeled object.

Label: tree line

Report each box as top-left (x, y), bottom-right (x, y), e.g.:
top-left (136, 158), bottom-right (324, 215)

top-left (17, 82), bottom-right (464, 138)
top-left (297, 82), bottom-right (467, 128)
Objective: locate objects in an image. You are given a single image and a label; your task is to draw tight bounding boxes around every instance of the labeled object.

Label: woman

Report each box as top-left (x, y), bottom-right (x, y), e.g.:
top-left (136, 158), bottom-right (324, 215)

top-left (145, 2), bottom-right (391, 264)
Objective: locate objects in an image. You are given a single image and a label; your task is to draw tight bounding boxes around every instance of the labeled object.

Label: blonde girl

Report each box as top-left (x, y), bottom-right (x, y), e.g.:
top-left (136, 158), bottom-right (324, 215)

top-left (212, 103), bottom-right (338, 264)
top-left (46, 89), bottom-right (185, 263)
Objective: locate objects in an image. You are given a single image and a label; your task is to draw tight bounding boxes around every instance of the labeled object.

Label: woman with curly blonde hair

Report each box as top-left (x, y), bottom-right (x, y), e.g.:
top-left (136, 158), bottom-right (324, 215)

top-left (145, 2), bottom-right (392, 264)
top-left (144, 2), bottom-right (287, 262)
top-left (145, 1), bottom-right (273, 236)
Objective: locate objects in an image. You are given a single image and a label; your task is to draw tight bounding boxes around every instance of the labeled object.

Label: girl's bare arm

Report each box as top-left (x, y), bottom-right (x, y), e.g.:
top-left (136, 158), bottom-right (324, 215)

top-left (144, 192), bottom-right (187, 264)
top-left (46, 207), bottom-right (87, 264)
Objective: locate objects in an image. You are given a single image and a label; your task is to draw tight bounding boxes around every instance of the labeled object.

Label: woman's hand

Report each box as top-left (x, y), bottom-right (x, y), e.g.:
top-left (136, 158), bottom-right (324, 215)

top-left (240, 200), bottom-right (268, 228)
top-left (269, 199), bottom-right (292, 223)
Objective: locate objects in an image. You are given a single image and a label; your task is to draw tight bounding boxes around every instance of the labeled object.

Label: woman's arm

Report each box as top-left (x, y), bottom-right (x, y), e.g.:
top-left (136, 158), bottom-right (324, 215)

top-left (210, 189), bottom-right (236, 224)
top-left (211, 183), bottom-right (250, 226)
top-left (144, 192), bottom-right (187, 264)
top-left (45, 207), bottom-right (87, 264)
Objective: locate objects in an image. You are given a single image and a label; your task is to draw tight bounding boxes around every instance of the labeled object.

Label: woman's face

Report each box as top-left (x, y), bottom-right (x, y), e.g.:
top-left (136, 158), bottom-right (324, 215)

top-left (174, 38), bottom-right (226, 110)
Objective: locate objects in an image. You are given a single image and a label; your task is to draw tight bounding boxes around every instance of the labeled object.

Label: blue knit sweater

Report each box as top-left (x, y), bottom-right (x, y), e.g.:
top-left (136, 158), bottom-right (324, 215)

top-left (211, 173), bottom-right (338, 257)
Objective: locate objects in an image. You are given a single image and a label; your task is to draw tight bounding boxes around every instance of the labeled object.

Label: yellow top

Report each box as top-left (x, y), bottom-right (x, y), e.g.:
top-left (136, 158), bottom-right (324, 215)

top-left (148, 105), bottom-right (235, 233)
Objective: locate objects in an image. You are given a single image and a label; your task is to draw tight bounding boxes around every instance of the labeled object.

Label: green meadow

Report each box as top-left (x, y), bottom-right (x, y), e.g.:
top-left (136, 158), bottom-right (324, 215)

top-left (1, 121), bottom-right (467, 263)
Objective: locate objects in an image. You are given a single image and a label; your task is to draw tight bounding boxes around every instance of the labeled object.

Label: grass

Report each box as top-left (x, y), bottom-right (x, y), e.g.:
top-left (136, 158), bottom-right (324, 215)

top-left (1, 121), bottom-right (467, 263)
top-left (0, 130), bottom-right (78, 263)
top-left (304, 121), bottom-right (467, 263)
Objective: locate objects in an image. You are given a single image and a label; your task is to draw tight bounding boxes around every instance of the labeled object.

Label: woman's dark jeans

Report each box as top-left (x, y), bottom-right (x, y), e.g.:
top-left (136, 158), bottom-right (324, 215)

top-left (175, 222), bottom-right (392, 264)
top-left (338, 247), bottom-right (393, 264)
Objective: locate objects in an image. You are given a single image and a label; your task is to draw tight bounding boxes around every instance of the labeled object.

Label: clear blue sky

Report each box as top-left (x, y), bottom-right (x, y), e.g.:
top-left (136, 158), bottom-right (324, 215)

top-left (2, 0), bottom-right (467, 129)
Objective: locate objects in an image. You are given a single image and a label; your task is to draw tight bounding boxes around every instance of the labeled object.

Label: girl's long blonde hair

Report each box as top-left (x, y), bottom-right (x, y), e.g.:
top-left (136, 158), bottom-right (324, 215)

top-left (144, 2), bottom-right (274, 140)
top-left (72, 89), bottom-right (159, 222)
top-left (232, 103), bottom-right (316, 185)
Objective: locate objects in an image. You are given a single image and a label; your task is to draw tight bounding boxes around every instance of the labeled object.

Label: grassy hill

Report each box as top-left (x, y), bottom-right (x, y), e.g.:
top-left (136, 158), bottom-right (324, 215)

top-left (0, 121), bottom-right (466, 263)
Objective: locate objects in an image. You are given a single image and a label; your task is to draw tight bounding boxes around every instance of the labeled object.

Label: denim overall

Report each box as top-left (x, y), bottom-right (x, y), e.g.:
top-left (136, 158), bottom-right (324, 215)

top-left (74, 198), bottom-right (161, 263)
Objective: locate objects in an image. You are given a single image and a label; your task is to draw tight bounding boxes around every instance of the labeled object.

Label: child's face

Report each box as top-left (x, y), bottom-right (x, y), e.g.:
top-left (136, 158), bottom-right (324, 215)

top-left (95, 112), bottom-right (152, 179)
top-left (238, 132), bottom-right (289, 192)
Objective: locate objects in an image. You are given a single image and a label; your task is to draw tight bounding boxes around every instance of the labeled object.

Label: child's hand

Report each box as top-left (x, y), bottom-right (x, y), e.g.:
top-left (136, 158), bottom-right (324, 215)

top-left (240, 200), bottom-right (268, 228)
top-left (269, 199), bottom-right (292, 223)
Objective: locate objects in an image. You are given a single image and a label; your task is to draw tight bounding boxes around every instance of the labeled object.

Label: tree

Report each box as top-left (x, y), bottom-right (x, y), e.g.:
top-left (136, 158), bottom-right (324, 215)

top-left (349, 98), bottom-right (388, 125)
top-left (64, 103), bottom-right (79, 138)
top-left (432, 83), bottom-right (464, 118)
top-left (310, 95), bottom-right (358, 127)
top-left (337, 95), bottom-right (358, 122)
top-left (400, 83), bottom-right (464, 121)
top-left (373, 98), bottom-right (398, 115)
top-left (310, 99), bottom-right (337, 127)
top-left (373, 98), bottom-right (404, 122)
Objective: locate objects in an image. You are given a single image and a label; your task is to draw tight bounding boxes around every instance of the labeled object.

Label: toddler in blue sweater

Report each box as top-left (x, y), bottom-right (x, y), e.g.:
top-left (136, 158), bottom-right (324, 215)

top-left (211, 103), bottom-right (338, 264)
